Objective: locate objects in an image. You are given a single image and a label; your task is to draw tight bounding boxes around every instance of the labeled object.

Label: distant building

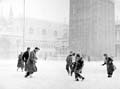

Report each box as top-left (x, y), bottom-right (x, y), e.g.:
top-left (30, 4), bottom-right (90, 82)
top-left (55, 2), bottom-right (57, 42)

top-left (115, 24), bottom-right (120, 57)
top-left (0, 7), bottom-right (69, 59)
top-left (69, 0), bottom-right (115, 59)
top-left (24, 19), bottom-right (69, 58)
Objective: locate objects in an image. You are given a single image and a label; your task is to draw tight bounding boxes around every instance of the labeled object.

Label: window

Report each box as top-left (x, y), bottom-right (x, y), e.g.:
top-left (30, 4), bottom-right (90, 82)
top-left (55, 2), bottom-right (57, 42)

top-left (29, 27), bottom-right (34, 34)
top-left (42, 29), bottom-right (47, 35)
top-left (62, 32), bottom-right (68, 39)
top-left (54, 30), bottom-right (58, 37)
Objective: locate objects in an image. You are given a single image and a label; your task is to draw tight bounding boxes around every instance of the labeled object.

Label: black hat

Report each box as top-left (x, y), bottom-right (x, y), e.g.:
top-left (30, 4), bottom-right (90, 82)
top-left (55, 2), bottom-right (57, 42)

top-left (104, 54), bottom-right (107, 56)
top-left (76, 54), bottom-right (80, 57)
top-left (35, 47), bottom-right (40, 50)
top-left (72, 53), bottom-right (75, 56)
top-left (27, 47), bottom-right (30, 50)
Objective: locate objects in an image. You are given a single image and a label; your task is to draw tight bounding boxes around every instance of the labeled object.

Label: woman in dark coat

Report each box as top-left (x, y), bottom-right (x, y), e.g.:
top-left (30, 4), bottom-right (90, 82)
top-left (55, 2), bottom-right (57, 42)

top-left (17, 52), bottom-right (24, 72)
top-left (25, 47), bottom-right (40, 78)
top-left (102, 54), bottom-right (116, 78)
top-left (74, 54), bottom-right (85, 81)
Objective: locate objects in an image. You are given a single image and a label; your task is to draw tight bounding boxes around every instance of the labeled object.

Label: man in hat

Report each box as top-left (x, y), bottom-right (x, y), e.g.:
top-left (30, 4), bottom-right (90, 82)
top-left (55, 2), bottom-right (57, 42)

top-left (25, 47), bottom-right (40, 78)
top-left (66, 51), bottom-right (73, 75)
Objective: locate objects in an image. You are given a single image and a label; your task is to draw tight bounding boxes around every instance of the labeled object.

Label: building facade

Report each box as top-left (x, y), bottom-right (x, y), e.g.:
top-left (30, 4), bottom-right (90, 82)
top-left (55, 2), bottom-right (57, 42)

top-left (0, 7), bottom-right (69, 59)
top-left (115, 24), bottom-right (120, 57)
top-left (24, 19), bottom-right (69, 58)
top-left (69, 0), bottom-right (115, 59)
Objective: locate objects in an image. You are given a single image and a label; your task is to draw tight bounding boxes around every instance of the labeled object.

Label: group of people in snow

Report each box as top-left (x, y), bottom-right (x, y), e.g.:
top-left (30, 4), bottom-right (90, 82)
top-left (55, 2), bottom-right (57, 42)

top-left (17, 47), bottom-right (40, 78)
top-left (66, 51), bottom-right (116, 81)
top-left (66, 51), bottom-right (85, 81)
top-left (17, 47), bottom-right (116, 80)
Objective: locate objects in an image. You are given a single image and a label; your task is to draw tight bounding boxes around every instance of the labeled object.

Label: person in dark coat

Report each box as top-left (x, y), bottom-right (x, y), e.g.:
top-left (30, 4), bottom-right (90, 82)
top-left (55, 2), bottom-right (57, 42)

top-left (17, 52), bottom-right (24, 72)
top-left (22, 47), bottom-right (30, 71)
top-left (66, 51), bottom-right (73, 75)
top-left (74, 54), bottom-right (85, 81)
top-left (102, 54), bottom-right (116, 78)
top-left (71, 53), bottom-right (76, 76)
top-left (25, 47), bottom-right (40, 78)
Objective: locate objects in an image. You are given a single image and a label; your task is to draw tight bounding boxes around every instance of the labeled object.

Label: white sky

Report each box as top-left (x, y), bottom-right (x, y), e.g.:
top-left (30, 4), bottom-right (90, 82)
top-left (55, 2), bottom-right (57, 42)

top-left (0, 0), bottom-right (120, 24)
top-left (0, 0), bottom-right (69, 24)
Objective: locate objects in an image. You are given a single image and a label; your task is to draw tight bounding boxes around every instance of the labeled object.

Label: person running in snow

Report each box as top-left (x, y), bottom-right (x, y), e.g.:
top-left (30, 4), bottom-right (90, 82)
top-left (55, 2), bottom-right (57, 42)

top-left (17, 52), bottom-right (24, 72)
top-left (66, 51), bottom-right (73, 75)
top-left (71, 53), bottom-right (76, 76)
top-left (74, 54), bottom-right (85, 81)
top-left (102, 54), bottom-right (116, 78)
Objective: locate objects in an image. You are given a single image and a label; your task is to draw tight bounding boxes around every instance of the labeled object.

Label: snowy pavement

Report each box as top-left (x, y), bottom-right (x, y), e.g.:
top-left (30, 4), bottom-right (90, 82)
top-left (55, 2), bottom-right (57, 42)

top-left (0, 60), bottom-right (120, 89)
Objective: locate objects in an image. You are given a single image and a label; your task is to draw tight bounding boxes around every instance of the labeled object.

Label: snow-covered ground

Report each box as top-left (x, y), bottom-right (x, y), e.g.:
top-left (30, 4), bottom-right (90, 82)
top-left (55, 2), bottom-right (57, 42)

top-left (0, 59), bottom-right (120, 89)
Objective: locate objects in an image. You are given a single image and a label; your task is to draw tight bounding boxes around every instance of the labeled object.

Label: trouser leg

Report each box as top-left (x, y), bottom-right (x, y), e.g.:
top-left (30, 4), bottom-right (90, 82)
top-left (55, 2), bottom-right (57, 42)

top-left (71, 65), bottom-right (74, 76)
top-left (78, 73), bottom-right (85, 80)
top-left (24, 62), bottom-right (27, 71)
top-left (75, 72), bottom-right (85, 81)
top-left (75, 72), bottom-right (79, 81)
top-left (66, 64), bottom-right (70, 74)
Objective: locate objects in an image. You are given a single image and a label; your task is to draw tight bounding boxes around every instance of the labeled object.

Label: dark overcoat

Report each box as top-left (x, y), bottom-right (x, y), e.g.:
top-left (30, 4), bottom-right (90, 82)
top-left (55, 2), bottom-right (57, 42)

top-left (26, 50), bottom-right (37, 73)
top-left (74, 57), bottom-right (84, 73)
top-left (106, 57), bottom-right (115, 74)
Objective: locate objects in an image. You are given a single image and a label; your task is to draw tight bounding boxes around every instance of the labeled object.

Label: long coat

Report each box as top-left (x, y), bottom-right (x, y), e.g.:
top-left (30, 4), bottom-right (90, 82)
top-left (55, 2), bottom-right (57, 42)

top-left (26, 50), bottom-right (37, 73)
top-left (66, 55), bottom-right (73, 73)
top-left (103, 57), bottom-right (115, 75)
top-left (74, 57), bottom-right (84, 74)
top-left (17, 53), bottom-right (24, 68)
top-left (22, 51), bottom-right (30, 63)
top-left (106, 57), bottom-right (115, 74)
top-left (66, 55), bottom-right (72, 65)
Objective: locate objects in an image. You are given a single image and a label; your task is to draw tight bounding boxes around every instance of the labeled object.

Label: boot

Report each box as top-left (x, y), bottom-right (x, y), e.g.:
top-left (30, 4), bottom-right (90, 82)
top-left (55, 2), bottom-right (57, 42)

top-left (24, 72), bottom-right (30, 78)
top-left (81, 77), bottom-right (85, 81)
top-left (75, 78), bottom-right (79, 81)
